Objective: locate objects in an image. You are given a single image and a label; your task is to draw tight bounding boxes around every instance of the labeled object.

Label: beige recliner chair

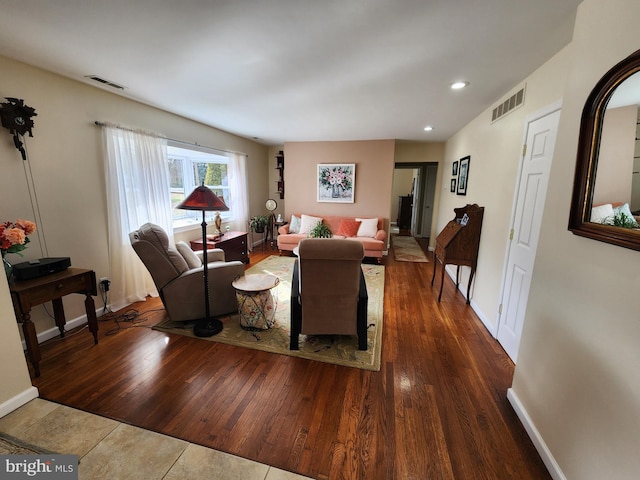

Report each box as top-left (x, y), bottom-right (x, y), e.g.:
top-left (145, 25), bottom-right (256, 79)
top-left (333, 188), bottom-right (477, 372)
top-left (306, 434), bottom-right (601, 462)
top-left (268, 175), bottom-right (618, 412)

top-left (129, 223), bottom-right (244, 322)
top-left (290, 238), bottom-right (368, 350)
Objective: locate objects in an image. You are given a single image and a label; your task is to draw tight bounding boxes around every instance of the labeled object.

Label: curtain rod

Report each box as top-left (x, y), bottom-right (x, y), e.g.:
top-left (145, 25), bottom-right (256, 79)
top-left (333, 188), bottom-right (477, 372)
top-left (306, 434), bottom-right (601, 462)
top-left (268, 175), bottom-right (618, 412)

top-left (94, 121), bottom-right (248, 157)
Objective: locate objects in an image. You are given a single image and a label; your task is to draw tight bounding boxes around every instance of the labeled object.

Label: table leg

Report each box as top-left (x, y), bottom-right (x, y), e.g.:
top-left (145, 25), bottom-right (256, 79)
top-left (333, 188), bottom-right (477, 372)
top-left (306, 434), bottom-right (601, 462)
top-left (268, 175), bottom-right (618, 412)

top-left (85, 293), bottom-right (99, 344)
top-left (21, 313), bottom-right (41, 377)
top-left (52, 297), bottom-right (66, 338)
top-left (438, 261), bottom-right (445, 302)
top-left (431, 258), bottom-right (437, 285)
top-left (466, 267), bottom-right (475, 305)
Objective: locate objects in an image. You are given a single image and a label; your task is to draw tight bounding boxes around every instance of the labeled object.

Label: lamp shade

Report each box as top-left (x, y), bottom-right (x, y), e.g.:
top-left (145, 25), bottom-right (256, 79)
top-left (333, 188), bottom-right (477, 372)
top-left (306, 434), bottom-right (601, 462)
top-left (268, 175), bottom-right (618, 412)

top-left (176, 185), bottom-right (229, 211)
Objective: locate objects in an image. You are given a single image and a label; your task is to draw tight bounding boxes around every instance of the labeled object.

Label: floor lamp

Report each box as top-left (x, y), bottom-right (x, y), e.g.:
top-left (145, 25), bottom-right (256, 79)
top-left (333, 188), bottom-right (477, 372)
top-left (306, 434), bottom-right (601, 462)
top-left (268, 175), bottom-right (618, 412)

top-left (176, 184), bottom-right (229, 337)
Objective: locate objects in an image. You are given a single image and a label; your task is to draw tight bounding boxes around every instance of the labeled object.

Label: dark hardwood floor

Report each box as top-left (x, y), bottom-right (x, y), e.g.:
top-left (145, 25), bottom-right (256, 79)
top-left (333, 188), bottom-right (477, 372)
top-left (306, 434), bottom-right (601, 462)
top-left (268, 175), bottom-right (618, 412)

top-left (29, 236), bottom-right (549, 479)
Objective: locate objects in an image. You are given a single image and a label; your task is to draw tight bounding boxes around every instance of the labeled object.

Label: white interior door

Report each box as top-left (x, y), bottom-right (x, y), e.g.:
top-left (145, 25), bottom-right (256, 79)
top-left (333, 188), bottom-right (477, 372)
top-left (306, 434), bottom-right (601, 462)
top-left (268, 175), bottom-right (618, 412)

top-left (497, 108), bottom-right (560, 362)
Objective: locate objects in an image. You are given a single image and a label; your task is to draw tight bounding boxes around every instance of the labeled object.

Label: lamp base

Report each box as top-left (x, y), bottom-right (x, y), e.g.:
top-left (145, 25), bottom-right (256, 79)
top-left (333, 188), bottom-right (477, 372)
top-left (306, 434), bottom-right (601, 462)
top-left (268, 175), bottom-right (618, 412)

top-left (193, 317), bottom-right (223, 337)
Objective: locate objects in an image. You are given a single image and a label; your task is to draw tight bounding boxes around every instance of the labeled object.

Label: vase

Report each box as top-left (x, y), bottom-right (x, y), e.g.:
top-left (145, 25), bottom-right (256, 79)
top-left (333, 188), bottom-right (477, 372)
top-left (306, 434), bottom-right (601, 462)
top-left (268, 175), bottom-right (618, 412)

top-left (332, 184), bottom-right (340, 198)
top-left (3, 256), bottom-right (12, 281)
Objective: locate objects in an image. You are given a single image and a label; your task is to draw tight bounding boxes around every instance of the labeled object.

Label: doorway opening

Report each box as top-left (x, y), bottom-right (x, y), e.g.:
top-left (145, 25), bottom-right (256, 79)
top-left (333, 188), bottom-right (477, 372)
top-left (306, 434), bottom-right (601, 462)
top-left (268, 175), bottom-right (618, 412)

top-left (392, 162), bottom-right (438, 244)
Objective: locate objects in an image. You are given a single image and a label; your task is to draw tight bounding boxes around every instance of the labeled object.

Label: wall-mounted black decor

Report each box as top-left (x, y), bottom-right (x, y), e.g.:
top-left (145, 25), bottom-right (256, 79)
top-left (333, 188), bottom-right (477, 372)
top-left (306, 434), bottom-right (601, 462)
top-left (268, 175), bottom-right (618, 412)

top-left (457, 156), bottom-right (470, 196)
top-left (0, 97), bottom-right (37, 160)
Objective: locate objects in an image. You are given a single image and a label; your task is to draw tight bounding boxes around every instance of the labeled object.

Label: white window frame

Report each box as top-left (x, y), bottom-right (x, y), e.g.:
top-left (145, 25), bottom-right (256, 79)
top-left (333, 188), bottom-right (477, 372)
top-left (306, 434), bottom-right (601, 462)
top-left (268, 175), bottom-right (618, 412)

top-left (168, 142), bottom-right (232, 232)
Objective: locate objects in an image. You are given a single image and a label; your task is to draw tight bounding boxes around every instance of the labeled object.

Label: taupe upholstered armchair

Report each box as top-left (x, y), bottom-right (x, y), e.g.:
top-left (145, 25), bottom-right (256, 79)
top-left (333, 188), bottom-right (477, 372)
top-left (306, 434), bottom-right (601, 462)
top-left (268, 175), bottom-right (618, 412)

top-left (290, 238), bottom-right (368, 350)
top-left (129, 223), bottom-right (244, 322)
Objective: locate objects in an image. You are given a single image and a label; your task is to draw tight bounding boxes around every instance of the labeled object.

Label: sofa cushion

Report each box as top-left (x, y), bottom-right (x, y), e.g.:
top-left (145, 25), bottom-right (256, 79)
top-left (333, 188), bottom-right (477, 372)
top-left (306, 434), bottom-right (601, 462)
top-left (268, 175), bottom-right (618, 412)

top-left (299, 214), bottom-right (323, 235)
top-left (590, 203), bottom-right (614, 223)
top-left (613, 202), bottom-right (639, 227)
top-left (289, 214), bottom-right (301, 233)
top-left (347, 236), bottom-right (384, 252)
top-left (356, 217), bottom-right (379, 238)
top-left (336, 218), bottom-right (361, 237)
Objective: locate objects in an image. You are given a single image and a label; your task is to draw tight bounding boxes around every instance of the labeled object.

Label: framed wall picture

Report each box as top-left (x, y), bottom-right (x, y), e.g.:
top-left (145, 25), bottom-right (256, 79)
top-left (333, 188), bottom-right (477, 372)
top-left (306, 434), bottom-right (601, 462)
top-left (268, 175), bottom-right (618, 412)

top-left (450, 179), bottom-right (457, 193)
top-left (457, 156), bottom-right (470, 196)
top-left (452, 161), bottom-right (459, 176)
top-left (317, 163), bottom-right (355, 203)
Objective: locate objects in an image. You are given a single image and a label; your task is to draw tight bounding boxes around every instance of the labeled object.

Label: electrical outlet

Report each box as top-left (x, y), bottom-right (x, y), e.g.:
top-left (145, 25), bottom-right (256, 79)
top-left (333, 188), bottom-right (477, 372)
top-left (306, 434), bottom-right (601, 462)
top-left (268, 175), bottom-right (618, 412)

top-left (99, 277), bottom-right (111, 292)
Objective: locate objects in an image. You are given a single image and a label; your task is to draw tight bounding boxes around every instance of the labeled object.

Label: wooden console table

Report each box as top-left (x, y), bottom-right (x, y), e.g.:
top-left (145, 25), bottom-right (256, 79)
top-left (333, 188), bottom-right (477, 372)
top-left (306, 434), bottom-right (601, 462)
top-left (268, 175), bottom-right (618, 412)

top-left (190, 231), bottom-right (249, 264)
top-left (9, 267), bottom-right (99, 377)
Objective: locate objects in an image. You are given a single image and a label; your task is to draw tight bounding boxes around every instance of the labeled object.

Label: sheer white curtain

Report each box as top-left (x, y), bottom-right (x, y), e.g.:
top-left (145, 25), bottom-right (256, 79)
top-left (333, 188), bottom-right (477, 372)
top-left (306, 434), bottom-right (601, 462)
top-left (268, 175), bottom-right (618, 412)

top-left (102, 126), bottom-right (173, 310)
top-left (228, 152), bottom-right (249, 231)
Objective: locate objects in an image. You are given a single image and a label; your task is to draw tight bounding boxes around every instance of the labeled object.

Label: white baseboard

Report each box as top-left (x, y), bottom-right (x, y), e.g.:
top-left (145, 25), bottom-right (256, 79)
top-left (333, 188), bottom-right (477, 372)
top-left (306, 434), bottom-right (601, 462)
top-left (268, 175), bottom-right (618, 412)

top-left (507, 388), bottom-right (566, 480)
top-left (0, 386), bottom-right (39, 419)
top-left (21, 311), bottom-right (95, 350)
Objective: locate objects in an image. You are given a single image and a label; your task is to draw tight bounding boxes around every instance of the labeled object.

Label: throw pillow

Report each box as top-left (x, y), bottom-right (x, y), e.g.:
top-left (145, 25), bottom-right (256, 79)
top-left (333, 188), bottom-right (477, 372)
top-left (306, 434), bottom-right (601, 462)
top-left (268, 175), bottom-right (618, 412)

top-left (289, 214), bottom-right (301, 233)
top-left (613, 203), bottom-right (640, 227)
top-left (336, 218), bottom-right (361, 237)
top-left (589, 203), bottom-right (614, 224)
top-left (299, 214), bottom-right (323, 235)
top-left (176, 241), bottom-right (201, 269)
top-left (355, 217), bottom-right (379, 237)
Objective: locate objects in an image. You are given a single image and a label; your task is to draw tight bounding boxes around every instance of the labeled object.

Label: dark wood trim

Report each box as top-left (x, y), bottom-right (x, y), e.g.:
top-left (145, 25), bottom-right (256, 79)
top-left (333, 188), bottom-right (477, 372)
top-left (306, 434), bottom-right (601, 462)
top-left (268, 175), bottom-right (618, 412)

top-left (568, 48), bottom-right (640, 251)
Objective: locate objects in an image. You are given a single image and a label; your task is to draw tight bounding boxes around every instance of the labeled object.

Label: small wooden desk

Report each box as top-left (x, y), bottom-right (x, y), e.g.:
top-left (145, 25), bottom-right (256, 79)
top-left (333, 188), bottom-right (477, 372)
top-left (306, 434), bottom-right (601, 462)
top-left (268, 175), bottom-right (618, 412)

top-left (9, 268), bottom-right (99, 377)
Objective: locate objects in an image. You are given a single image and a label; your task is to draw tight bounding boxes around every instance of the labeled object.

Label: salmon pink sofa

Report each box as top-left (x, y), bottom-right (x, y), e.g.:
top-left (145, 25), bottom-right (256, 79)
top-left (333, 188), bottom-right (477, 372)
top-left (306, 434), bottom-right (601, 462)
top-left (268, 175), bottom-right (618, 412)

top-left (277, 214), bottom-right (387, 261)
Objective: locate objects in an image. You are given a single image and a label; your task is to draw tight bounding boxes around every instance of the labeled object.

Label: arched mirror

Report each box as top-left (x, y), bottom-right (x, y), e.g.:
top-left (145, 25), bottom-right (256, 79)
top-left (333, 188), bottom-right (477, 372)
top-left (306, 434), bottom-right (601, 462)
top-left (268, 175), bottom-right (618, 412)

top-left (569, 48), bottom-right (640, 251)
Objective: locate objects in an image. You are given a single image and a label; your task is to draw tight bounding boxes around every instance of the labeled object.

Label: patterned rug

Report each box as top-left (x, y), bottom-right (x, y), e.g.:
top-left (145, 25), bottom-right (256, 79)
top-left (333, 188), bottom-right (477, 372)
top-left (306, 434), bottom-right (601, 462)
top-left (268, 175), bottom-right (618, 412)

top-left (391, 235), bottom-right (429, 262)
top-left (0, 432), bottom-right (54, 455)
top-left (153, 255), bottom-right (385, 371)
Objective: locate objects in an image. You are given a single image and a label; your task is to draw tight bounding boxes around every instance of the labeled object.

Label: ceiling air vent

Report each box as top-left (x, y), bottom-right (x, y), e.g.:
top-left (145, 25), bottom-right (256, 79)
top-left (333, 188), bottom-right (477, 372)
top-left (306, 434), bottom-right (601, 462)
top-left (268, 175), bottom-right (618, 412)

top-left (491, 85), bottom-right (525, 123)
top-left (85, 75), bottom-right (125, 90)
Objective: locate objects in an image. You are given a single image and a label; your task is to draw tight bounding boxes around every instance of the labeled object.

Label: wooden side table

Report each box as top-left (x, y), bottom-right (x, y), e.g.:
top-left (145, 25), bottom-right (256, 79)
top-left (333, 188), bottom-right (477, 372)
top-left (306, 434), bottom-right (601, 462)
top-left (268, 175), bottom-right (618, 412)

top-left (9, 267), bottom-right (99, 377)
top-left (190, 231), bottom-right (249, 264)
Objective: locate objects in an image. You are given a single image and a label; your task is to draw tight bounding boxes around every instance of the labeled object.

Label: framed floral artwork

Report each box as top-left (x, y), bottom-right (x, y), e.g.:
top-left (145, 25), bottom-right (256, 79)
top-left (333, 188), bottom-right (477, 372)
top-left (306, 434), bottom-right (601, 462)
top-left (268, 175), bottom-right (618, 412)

top-left (317, 163), bottom-right (355, 203)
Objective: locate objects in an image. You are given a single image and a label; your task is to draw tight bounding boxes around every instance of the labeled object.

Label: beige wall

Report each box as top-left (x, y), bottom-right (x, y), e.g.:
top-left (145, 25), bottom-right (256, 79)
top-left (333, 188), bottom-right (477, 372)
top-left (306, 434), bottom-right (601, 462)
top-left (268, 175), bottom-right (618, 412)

top-left (283, 140), bottom-right (396, 240)
top-left (0, 275), bottom-right (35, 415)
top-left (594, 105), bottom-right (636, 205)
top-left (438, 46), bottom-right (571, 331)
top-left (0, 54), bottom-right (269, 408)
top-left (511, 0), bottom-right (640, 478)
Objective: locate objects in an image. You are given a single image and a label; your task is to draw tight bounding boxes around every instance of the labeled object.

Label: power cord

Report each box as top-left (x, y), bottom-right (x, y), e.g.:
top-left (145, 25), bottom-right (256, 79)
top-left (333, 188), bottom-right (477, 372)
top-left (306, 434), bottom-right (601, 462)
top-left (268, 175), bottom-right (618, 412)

top-left (97, 280), bottom-right (166, 335)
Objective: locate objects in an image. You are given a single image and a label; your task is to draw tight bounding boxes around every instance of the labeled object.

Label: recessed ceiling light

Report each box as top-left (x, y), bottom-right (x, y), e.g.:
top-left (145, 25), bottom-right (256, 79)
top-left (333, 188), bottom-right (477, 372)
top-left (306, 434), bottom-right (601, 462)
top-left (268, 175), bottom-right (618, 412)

top-left (451, 81), bottom-right (469, 90)
top-left (423, 126), bottom-right (434, 132)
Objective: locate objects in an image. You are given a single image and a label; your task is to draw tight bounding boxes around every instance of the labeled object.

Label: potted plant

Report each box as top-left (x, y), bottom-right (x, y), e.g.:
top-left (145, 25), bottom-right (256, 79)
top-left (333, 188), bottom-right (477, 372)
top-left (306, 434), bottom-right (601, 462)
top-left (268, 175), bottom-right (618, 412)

top-left (250, 215), bottom-right (269, 233)
top-left (309, 221), bottom-right (332, 238)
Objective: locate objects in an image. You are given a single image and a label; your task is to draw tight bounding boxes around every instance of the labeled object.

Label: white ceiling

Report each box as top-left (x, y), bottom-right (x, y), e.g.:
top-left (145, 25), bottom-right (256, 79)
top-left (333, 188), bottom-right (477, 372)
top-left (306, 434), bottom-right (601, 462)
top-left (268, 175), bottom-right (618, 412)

top-left (0, 0), bottom-right (582, 145)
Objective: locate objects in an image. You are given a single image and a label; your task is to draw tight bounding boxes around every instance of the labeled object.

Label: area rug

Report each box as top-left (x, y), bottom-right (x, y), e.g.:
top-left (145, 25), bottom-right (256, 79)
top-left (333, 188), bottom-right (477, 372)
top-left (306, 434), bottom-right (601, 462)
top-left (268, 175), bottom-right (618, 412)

top-left (0, 432), bottom-right (55, 455)
top-left (391, 235), bottom-right (429, 262)
top-left (153, 255), bottom-right (385, 371)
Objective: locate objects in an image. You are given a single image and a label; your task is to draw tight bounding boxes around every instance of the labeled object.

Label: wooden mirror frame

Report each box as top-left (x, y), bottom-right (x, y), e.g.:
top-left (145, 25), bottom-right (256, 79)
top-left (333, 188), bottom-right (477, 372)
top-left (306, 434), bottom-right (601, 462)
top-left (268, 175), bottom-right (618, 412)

top-left (568, 48), bottom-right (640, 251)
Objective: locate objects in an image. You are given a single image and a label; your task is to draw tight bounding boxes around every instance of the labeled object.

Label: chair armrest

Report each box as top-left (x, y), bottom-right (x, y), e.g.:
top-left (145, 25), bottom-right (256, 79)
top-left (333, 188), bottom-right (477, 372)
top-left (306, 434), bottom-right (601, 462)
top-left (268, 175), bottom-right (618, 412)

top-left (194, 248), bottom-right (225, 263)
top-left (278, 225), bottom-right (290, 235)
top-left (374, 230), bottom-right (387, 241)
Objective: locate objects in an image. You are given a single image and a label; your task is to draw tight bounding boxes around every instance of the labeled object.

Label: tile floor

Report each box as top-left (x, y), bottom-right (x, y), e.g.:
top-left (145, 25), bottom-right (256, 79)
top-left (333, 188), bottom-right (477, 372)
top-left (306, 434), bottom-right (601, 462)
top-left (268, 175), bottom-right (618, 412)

top-left (0, 398), bottom-right (312, 480)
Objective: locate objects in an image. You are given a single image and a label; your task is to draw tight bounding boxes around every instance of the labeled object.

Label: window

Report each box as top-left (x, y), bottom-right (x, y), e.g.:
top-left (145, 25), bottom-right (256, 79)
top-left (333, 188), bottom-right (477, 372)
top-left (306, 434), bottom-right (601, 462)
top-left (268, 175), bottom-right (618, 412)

top-left (168, 143), bottom-right (231, 229)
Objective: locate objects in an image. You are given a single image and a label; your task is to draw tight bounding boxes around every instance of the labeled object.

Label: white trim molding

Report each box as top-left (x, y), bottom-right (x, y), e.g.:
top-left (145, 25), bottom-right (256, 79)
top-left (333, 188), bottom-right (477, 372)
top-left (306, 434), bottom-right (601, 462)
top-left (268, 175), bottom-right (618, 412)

top-left (0, 387), bottom-right (39, 419)
top-left (507, 388), bottom-right (566, 480)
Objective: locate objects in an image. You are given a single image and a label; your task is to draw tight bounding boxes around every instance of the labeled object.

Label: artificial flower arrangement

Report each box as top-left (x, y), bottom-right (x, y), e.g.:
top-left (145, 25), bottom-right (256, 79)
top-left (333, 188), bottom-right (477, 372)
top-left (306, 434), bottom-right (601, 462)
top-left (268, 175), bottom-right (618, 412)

top-left (0, 219), bottom-right (36, 258)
